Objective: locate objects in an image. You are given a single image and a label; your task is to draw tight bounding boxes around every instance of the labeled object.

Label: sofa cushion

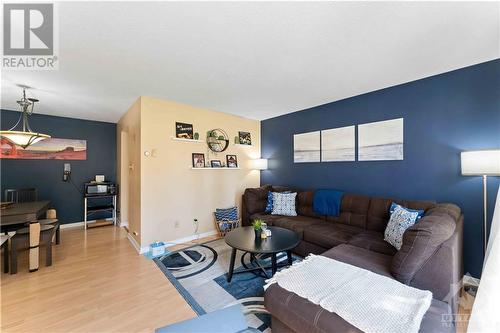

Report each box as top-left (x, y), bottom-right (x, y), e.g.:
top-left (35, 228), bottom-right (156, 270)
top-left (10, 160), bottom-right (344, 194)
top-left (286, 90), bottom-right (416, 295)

top-left (367, 197), bottom-right (436, 232)
top-left (271, 216), bottom-right (325, 239)
top-left (249, 213), bottom-right (282, 226)
top-left (425, 203), bottom-right (461, 221)
top-left (297, 191), bottom-right (325, 219)
top-left (321, 244), bottom-right (393, 277)
top-left (265, 283), bottom-right (454, 333)
top-left (271, 185), bottom-right (292, 193)
top-left (303, 224), bottom-right (362, 249)
top-left (326, 193), bottom-right (370, 229)
top-left (243, 185), bottom-right (271, 215)
top-left (391, 211), bottom-right (457, 284)
top-left (347, 231), bottom-right (397, 256)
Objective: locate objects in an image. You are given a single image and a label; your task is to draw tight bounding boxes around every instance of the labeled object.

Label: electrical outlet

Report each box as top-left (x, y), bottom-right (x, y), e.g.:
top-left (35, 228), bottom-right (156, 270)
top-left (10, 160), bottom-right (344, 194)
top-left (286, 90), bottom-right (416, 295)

top-left (174, 221), bottom-right (180, 228)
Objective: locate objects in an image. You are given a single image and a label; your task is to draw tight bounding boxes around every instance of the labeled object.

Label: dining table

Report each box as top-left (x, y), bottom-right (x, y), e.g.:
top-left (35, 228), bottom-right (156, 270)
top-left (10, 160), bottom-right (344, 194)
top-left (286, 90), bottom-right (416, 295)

top-left (1, 201), bottom-right (51, 272)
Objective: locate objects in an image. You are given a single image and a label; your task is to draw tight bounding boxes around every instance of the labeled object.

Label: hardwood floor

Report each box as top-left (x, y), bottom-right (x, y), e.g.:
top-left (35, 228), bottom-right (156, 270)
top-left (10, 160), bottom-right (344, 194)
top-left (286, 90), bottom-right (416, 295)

top-left (1, 226), bottom-right (216, 333)
top-left (1, 225), bottom-right (473, 332)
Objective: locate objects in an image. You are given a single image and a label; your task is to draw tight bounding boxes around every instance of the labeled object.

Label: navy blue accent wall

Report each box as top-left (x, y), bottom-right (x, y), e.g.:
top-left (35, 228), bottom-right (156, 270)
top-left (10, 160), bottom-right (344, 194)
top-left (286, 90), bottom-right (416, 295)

top-left (261, 59), bottom-right (500, 278)
top-left (1, 110), bottom-right (116, 224)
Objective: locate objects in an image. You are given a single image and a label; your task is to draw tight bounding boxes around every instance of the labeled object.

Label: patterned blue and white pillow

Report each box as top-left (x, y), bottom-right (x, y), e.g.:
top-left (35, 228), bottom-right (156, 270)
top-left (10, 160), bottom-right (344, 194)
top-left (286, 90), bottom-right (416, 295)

top-left (271, 192), bottom-right (297, 216)
top-left (215, 207), bottom-right (238, 221)
top-left (384, 203), bottom-right (423, 250)
top-left (265, 191), bottom-right (291, 213)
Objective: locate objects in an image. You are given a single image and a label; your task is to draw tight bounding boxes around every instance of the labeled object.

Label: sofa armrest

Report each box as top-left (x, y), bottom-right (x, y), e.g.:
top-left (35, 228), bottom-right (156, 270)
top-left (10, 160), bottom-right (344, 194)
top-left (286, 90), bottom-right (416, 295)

top-left (241, 185), bottom-right (272, 226)
top-left (391, 204), bottom-right (459, 284)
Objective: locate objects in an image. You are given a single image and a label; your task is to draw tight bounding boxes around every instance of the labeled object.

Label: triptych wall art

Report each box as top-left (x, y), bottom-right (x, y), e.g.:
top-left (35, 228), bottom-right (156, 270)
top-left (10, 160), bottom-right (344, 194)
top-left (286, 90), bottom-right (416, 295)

top-left (293, 118), bottom-right (403, 163)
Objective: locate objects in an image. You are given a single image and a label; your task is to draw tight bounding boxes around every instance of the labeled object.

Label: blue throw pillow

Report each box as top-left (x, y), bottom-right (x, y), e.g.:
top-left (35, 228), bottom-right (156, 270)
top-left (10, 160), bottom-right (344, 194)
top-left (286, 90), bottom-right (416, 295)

top-left (215, 207), bottom-right (238, 221)
top-left (389, 202), bottom-right (425, 220)
top-left (265, 192), bottom-right (274, 213)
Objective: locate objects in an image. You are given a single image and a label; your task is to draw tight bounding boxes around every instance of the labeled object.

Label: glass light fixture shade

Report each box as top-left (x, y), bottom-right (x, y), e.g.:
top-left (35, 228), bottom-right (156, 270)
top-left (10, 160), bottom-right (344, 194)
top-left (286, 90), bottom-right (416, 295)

top-left (252, 158), bottom-right (268, 170)
top-left (461, 150), bottom-right (500, 176)
top-left (0, 130), bottom-right (51, 149)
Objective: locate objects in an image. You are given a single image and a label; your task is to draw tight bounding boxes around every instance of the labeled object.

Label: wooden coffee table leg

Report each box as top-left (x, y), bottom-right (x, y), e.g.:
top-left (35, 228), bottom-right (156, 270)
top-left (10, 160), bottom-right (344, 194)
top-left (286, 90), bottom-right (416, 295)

top-left (287, 250), bottom-right (293, 266)
top-left (271, 253), bottom-right (277, 275)
top-left (227, 248), bottom-right (237, 282)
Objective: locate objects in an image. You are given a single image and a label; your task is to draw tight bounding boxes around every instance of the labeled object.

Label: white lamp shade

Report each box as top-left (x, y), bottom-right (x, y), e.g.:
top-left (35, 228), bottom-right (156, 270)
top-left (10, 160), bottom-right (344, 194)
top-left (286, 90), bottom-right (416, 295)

top-left (461, 150), bottom-right (500, 176)
top-left (252, 158), bottom-right (268, 170)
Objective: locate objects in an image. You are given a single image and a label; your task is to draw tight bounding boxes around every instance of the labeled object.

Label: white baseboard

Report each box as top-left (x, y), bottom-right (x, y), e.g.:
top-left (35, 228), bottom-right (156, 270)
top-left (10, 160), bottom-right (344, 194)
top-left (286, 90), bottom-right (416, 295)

top-left (127, 233), bottom-right (141, 253)
top-left (130, 230), bottom-right (219, 254)
top-left (167, 230), bottom-right (218, 246)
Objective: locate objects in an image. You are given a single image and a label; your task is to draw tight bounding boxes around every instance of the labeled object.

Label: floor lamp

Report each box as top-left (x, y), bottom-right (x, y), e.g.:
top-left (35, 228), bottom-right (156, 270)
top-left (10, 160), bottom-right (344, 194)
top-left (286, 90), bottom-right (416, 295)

top-left (461, 150), bottom-right (500, 256)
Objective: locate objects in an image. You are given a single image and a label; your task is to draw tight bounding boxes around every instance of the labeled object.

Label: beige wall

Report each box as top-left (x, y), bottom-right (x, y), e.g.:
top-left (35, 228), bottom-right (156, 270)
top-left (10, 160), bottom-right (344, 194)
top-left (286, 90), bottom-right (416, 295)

top-left (140, 96), bottom-right (260, 246)
top-left (117, 97), bottom-right (142, 245)
top-left (118, 96), bottom-right (261, 247)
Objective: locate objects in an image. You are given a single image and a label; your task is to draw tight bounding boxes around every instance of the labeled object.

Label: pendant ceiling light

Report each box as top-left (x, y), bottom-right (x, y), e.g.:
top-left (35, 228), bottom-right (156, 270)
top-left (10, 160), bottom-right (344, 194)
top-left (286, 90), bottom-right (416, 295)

top-left (0, 88), bottom-right (50, 149)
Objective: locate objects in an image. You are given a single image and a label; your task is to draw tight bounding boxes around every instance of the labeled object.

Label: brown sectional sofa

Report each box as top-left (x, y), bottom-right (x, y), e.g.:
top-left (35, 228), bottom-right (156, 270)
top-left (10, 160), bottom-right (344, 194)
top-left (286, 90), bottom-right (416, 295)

top-left (242, 185), bottom-right (463, 333)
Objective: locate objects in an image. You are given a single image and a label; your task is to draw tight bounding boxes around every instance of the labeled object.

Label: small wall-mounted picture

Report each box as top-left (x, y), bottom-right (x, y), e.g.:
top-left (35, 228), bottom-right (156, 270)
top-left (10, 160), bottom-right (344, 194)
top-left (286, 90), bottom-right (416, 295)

top-left (176, 122), bottom-right (194, 139)
top-left (226, 155), bottom-right (238, 168)
top-left (210, 160), bottom-right (222, 167)
top-left (238, 131), bottom-right (252, 145)
top-left (192, 153), bottom-right (205, 168)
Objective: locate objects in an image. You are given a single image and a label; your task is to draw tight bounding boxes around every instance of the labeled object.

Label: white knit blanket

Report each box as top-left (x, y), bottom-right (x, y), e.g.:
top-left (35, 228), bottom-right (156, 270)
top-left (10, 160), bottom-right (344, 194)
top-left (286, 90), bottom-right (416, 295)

top-left (264, 254), bottom-right (432, 333)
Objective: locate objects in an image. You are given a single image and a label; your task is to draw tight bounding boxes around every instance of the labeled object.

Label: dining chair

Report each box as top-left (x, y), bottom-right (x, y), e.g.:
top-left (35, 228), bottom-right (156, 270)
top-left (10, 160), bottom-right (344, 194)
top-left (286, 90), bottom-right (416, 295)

top-left (9, 224), bottom-right (55, 274)
top-left (38, 208), bottom-right (60, 245)
top-left (4, 188), bottom-right (38, 203)
top-left (1, 234), bottom-right (10, 273)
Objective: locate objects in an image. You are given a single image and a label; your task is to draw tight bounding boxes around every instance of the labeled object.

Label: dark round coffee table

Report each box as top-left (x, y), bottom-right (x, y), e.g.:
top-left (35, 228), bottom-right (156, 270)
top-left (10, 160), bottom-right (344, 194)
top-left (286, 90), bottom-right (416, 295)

top-left (224, 226), bottom-right (300, 282)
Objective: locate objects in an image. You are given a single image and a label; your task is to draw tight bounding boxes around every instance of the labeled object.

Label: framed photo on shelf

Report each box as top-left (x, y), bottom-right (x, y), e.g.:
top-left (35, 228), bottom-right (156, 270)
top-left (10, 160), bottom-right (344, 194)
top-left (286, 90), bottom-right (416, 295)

top-left (226, 155), bottom-right (238, 168)
top-left (176, 122), bottom-right (194, 139)
top-left (210, 160), bottom-right (222, 167)
top-left (238, 131), bottom-right (251, 145)
top-left (192, 153), bottom-right (205, 168)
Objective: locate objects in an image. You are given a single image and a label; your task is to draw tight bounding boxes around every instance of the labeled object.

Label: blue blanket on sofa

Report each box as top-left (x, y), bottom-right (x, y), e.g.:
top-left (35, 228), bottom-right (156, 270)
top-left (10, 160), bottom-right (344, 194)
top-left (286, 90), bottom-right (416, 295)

top-left (313, 189), bottom-right (344, 216)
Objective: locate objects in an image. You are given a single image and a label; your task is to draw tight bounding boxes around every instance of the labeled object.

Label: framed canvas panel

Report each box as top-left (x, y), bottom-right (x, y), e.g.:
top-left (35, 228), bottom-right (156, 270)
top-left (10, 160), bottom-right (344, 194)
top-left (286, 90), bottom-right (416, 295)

top-left (293, 131), bottom-right (320, 163)
top-left (358, 118), bottom-right (403, 161)
top-left (321, 126), bottom-right (355, 162)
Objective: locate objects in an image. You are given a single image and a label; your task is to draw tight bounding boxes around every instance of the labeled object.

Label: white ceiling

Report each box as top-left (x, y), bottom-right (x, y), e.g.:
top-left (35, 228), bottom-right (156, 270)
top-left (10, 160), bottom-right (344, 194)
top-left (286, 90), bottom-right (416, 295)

top-left (1, 1), bottom-right (499, 123)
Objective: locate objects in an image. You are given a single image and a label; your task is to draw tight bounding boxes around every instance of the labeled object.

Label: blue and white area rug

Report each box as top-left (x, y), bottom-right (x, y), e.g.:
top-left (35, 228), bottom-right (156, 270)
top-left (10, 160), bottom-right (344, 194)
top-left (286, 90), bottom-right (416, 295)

top-left (154, 238), bottom-right (297, 332)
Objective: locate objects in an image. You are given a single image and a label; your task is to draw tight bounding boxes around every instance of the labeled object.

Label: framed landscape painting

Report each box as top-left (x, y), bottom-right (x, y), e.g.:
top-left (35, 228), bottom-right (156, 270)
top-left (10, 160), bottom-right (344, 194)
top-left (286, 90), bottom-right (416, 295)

top-left (0, 137), bottom-right (87, 160)
top-left (321, 126), bottom-right (355, 162)
top-left (358, 118), bottom-right (403, 161)
top-left (293, 131), bottom-right (320, 163)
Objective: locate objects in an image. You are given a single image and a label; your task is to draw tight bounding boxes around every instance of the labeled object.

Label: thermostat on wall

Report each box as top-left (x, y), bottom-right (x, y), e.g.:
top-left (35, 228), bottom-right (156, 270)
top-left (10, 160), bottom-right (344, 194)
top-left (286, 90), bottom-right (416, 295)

top-left (95, 175), bottom-right (105, 182)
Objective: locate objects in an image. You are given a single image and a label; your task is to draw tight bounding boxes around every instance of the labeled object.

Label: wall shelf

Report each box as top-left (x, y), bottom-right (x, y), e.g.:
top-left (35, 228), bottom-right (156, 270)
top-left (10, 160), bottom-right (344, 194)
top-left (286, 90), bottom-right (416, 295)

top-left (190, 167), bottom-right (241, 170)
top-left (171, 137), bottom-right (204, 143)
